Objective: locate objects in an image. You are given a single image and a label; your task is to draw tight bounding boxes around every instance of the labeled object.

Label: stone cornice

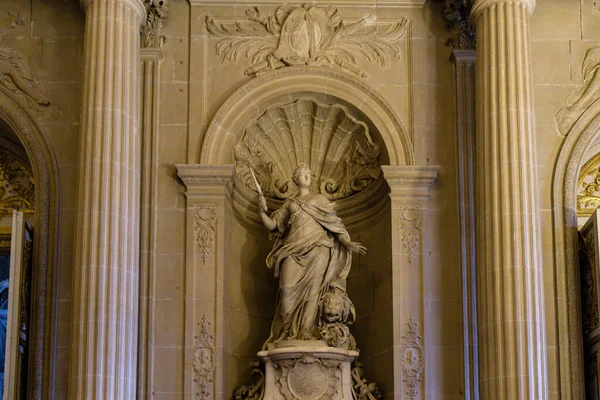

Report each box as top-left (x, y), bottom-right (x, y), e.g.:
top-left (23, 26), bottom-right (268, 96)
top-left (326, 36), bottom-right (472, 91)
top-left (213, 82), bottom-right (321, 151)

top-left (80, 0), bottom-right (147, 25)
top-left (175, 164), bottom-right (235, 195)
top-left (188, 0), bottom-right (426, 7)
top-left (471, 0), bottom-right (535, 22)
top-left (382, 165), bottom-right (440, 200)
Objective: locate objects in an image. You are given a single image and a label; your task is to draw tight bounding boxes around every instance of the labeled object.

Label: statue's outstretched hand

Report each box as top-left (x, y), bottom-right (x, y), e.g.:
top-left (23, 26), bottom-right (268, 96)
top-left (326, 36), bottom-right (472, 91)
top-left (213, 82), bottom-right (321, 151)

top-left (259, 195), bottom-right (268, 213)
top-left (347, 242), bottom-right (367, 255)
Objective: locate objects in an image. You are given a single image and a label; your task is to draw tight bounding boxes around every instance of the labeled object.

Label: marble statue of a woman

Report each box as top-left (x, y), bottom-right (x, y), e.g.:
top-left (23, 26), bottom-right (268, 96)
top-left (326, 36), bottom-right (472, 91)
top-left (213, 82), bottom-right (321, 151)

top-left (257, 163), bottom-right (366, 349)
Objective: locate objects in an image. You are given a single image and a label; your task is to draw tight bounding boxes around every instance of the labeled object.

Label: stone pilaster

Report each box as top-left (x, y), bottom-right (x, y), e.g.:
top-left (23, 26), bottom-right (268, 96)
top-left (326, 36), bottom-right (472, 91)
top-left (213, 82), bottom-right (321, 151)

top-left (450, 49), bottom-right (479, 400)
top-left (176, 164), bottom-right (233, 399)
top-left (138, 46), bottom-right (164, 399)
top-left (381, 166), bottom-right (438, 399)
top-left (472, 0), bottom-right (547, 398)
top-left (69, 1), bottom-right (145, 399)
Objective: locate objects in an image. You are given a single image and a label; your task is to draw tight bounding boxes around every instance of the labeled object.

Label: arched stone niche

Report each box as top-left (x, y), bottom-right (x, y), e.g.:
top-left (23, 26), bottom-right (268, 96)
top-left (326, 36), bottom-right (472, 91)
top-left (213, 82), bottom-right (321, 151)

top-left (177, 66), bottom-right (438, 398)
top-left (553, 99), bottom-right (600, 399)
top-left (200, 66), bottom-right (412, 167)
top-left (0, 86), bottom-right (59, 399)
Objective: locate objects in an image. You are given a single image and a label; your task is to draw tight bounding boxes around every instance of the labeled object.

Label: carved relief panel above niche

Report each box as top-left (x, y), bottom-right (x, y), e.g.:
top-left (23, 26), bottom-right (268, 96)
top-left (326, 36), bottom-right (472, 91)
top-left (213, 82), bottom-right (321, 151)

top-left (206, 4), bottom-right (408, 78)
top-left (190, 3), bottom-right (413, 164)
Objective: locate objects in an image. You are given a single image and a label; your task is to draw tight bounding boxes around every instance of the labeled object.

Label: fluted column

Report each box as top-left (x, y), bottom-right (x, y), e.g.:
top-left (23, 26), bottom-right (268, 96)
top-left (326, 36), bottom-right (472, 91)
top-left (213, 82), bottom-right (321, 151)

top-left (472, 0), bottom-right (547, 398)
top-left (69, 0), bottom-right (145, 399)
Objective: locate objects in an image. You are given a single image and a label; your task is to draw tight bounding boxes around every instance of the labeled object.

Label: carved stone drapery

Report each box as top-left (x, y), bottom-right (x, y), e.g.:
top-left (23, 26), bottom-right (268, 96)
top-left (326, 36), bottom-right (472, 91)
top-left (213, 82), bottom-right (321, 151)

top-left (401, 317), bottom-right (424, 400)
top-left (206, 5), bottom-right (408, 78)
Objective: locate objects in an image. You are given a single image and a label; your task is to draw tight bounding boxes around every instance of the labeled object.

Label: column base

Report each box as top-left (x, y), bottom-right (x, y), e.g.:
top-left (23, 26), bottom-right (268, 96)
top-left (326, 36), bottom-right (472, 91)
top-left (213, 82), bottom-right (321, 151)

top-left (258, 341), bottom-right (358, 400)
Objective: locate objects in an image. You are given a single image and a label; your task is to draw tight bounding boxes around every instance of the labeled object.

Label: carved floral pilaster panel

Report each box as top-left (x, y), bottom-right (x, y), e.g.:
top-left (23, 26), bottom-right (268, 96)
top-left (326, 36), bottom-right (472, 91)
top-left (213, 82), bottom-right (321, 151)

top-left (193, 204), bottom-right (217, 265)
top-left (193, 314), bottom-right (215, 399)
top-left (399, 206), bottom-right (421, 266)
top-left (401, 316), bottom-right (424, 400)
top-left (206, 5), bottom-right (408, 78)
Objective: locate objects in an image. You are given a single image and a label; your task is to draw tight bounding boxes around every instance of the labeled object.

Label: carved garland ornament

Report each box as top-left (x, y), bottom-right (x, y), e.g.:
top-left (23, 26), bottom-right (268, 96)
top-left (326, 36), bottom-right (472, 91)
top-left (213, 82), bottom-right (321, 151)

top-left (401, 316), bottom-right (424, 400)
top-left (0, 148), bottom-right (34, 218)
top-left (193, 204), bottom-right (217, 265)
top-left (275, 354), bottom-right (340, 400)
top-left (206, 5), bottom-right (408, 78)
top-left (193, 314), bottom-right (215, 399)
top-left (399, 206), bottom-right (421, 265)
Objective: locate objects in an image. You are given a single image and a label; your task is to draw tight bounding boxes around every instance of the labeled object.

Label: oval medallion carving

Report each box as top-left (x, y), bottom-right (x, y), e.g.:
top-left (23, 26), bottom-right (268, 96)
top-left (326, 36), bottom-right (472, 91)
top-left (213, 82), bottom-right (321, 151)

top-left (288, 360), bottom-right (329, 399)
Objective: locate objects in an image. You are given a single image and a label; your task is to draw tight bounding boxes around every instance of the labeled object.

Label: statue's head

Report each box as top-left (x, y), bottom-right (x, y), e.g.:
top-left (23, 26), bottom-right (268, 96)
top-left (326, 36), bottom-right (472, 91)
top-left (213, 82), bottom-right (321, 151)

top-left (319, 288), bottom-right (353, 324)
top-left (292, 163), bottom-right (312, 188)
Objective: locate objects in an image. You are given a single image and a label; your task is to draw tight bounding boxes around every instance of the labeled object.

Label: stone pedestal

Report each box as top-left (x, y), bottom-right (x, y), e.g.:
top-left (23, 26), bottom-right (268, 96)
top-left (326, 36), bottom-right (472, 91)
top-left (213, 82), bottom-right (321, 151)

top-left (258, 341), bottom-right (358, 400)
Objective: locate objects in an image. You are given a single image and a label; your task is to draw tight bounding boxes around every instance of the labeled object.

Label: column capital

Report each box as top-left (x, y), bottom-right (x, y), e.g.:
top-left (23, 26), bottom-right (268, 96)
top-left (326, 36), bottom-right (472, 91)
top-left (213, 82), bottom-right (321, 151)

top-left (382, 165), bottom-right (439, 201)
top-left (471, 0), bottom-right (535, 22)
top-left (80, 0), bottom-right (147, 26)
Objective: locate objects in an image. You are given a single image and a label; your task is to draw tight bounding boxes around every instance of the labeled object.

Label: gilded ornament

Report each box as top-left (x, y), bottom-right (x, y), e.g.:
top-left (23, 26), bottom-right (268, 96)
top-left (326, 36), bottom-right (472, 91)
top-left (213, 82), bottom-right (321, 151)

top-left (0, 148), bottom-right (34, 218)
top-left (206, 5), bottom-right (408, 78)
top-left (576, 152), bottom-right (600, 218)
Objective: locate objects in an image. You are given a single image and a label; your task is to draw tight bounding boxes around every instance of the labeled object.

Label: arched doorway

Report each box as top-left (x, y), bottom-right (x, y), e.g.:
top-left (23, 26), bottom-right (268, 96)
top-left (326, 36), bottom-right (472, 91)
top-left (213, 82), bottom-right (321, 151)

top-left (0, 87), bottom-right (59, 399)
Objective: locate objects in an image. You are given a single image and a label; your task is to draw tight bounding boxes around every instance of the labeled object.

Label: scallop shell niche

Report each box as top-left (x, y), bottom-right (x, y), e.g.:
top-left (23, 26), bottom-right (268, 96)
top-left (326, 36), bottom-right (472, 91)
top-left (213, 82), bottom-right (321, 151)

top-left (234, 98), bottom-right (381, 201)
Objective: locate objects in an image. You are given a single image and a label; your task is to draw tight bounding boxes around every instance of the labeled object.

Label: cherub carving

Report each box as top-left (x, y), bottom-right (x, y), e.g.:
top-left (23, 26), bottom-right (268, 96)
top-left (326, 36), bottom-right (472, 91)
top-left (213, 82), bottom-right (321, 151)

top-left (0, 12), bottom-right (49, 106)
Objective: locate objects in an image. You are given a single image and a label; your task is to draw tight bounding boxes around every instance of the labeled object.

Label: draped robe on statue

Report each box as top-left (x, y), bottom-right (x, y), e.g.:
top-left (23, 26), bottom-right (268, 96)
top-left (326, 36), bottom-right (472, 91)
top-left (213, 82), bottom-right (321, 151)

top-left (263, 193), bottom-right (355, 349)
